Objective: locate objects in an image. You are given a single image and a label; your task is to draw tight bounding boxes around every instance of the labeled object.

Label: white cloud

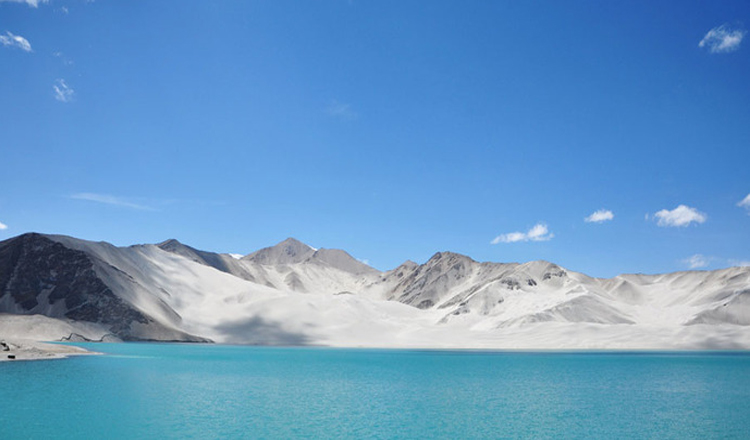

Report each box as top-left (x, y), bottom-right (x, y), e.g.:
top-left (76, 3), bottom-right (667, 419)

top-left (699, 24), bottom-right (746, 53)
top-left (53, 79), bottom-right (74, 102)
top-left (326, 100), bottom-right (357, 120)
top-left (70, 193), bottom-right (155, 211)
top-left (653, 205), bottom-right (707, 227)
top-left (729, 259), bottom-right (750, 267)
top-left (683, 254), bottom-right (710, 269)
top-left (54, 51), bottom-right (74, 65)
top-left (491, 223), bottom-right (554, 244)
top-left (585, 209), bottom-right (614, 223)
top-left (737, 194), bottom-right (750, 213)
top-left (0, 0), bottom-right (48, 7)
top-left (0, 221), bottom-right (7, 230)
top-left (0, 31), bottom-right (32, 52)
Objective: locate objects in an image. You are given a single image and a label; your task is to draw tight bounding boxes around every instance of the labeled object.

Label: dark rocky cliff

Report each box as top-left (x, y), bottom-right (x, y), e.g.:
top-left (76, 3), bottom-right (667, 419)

top-left (0, 233), bottom-right (207, 341)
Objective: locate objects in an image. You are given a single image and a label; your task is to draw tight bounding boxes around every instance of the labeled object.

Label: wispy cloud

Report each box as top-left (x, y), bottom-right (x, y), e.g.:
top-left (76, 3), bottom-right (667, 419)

top-left (491, 223), bottom-right (554, 244)
top-left (54, 51), bottom-right (74, 65)
top-left (699, 24), bottom-right (746, 53)
top-left (0, 0), bottom-right (48, 7)
top-left (682, 256), bottom-right (750, 269)
top-left (326, 100), bottom-right (357, 120)
top-left (70, 193), bottom-right (155, 211)
top-left (53, 79), bottom-right (74, 102)
top-left (0, 221), bottom-right (7, 230)
top-left (737, 193), bottom-right (750, 213)
top-left (682, 254), bottom-right (710, 269)
top-left (0, 31), bottom-right (32, 52)
top-left (585, 209), bottom-right (614, 223)
top-left (653, 205), bottom-right (707, 227)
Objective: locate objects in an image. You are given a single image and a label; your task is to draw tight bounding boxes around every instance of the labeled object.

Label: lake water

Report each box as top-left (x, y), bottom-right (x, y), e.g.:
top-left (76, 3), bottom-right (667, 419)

top-left (1, 344), bottom-right (749, 439)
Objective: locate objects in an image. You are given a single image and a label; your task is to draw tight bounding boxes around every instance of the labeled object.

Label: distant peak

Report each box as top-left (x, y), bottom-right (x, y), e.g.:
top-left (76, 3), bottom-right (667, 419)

top-left (277, 237), bottom-right (313, 249)
top-left (157, 238), bottom-right (182, 247)
top-left (156, 238), bottom-right (193, 253)
top-left (522, 259), bottom-right (556, 268)
top-left (428, 251), bottom-right (446, 261)
top-left (427, 251), bottom-right (472, 264)
top-left (515, 260), bottom-right (566, 277)
top-left (0, 232), bottom-right (54, 248)
top-left (388, 260), bottom-right (419, 273)
top-left (242, 237), bottom-right (316, 265)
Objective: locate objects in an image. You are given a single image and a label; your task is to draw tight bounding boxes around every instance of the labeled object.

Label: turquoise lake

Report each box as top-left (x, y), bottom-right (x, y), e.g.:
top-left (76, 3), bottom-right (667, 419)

top-left (1, 344), bottom-right (749, 439)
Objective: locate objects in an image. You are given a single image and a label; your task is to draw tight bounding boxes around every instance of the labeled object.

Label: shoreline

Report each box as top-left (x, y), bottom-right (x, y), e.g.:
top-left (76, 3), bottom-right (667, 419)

top-left (0, 338), bottom-right (98, 362)
top-left (3, 337), bottom-right (750, 362)
top-left (61, 339), bottom-right (750, 353)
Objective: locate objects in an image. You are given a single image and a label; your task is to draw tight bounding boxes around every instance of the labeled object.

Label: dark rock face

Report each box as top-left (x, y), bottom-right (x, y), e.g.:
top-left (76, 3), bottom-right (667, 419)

top-left (0, 234), bottom-right (149, 337)
top-left (284, 272), bottom-right (307, 292)
top-left (500, 278), bottom-right (521, 290)
top-left (0, 234), bottom-right (204, 341)
top-left (543, 270), bottom-right (567, 280)
top-left (391, 252), bottom-right (477, 308)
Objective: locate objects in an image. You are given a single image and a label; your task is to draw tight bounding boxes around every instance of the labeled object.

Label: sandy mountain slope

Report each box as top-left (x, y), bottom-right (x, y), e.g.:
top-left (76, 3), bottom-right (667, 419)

top-left (1, 233), bottom-right (749, 349)
top-left (0, 234), bottom-right (207, 342)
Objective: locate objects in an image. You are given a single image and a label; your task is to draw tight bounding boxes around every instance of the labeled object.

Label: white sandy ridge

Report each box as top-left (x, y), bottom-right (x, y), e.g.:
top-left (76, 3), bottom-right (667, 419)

top-left (1, 234), bottom-right (749, 352)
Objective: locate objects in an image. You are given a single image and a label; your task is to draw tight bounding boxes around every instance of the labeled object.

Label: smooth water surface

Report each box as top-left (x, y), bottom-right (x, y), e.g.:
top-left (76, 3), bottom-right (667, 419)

top-left (1, 344), bottom-right (749, 439)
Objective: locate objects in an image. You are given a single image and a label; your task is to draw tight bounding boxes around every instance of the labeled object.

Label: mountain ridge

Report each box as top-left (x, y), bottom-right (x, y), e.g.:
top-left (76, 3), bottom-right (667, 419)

top-left (1, 232), bottom-right (749, 349)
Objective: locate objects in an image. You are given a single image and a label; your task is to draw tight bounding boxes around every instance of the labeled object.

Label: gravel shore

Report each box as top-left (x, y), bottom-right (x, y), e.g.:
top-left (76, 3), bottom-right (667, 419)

top-left (0, 339), bottom-right (97, 362)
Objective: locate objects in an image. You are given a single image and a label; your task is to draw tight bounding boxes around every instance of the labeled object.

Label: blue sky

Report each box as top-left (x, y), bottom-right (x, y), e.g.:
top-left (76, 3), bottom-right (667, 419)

top-left (1, 0), bottom-right (749, 277)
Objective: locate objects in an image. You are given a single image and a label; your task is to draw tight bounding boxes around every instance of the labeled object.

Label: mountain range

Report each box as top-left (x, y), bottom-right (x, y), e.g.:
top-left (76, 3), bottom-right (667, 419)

top-left (1, 233), bottom-right (748, 349)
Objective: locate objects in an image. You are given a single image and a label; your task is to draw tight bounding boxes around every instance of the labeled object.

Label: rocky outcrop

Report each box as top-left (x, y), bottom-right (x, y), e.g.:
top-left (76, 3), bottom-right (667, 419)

top-left (0, 234), bottom-right (208, 342)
